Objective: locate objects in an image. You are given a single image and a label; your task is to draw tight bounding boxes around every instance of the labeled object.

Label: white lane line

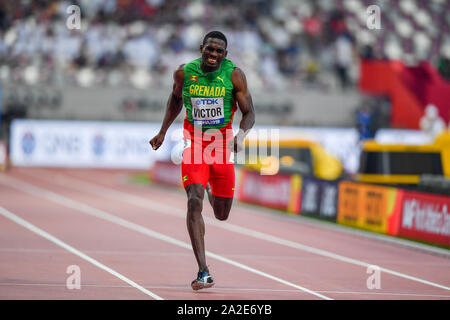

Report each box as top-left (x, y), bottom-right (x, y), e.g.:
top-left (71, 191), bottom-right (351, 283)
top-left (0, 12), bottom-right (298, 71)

top-left (0, 175), bottom-right (332, 300)
top-left (0, 282), bottom-right (450, 299)
top-left (0, 206), bottom-right (163, 300)
top-left (0, 248), bottom-right (192, 256)
top-left (113, 170), bottom-right (450, 257)
top-left (41, 172), bottom-right (450, 292)
top-left (1, 282), bottom-right (449, 298)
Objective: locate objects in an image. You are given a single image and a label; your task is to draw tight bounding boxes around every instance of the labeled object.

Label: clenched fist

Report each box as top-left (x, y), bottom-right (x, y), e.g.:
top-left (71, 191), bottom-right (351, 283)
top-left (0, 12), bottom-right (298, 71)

top-left (149, 132), bottom-right (165, 150)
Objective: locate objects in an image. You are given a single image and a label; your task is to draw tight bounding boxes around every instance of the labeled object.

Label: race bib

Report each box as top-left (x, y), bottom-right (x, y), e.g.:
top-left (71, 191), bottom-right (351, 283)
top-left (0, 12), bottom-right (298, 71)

top-left (191, 97), bottom-right (225, 126)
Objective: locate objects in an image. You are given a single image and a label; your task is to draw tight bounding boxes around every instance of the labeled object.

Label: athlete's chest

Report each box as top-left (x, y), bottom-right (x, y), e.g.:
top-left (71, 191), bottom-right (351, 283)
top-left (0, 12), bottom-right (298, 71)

top-left (184, 70), bottom-right (232, 97)
top-left (184, 71), bottom-right (233, 125)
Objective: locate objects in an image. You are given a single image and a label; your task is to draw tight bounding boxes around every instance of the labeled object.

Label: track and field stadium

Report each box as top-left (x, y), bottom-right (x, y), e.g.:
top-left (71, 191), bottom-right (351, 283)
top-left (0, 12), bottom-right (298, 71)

top-left (0, 0), bottom-right (449, 307)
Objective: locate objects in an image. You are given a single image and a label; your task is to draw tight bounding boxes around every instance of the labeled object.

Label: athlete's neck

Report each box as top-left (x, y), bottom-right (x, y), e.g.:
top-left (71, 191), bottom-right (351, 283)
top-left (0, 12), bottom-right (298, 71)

top-left (200, 62), bottom-right (220, 74)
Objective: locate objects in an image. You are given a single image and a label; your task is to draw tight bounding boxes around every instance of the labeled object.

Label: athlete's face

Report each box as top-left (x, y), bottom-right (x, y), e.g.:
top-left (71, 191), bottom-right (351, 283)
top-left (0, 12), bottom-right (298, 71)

top-left (200, 38), bottom-right (227, 72)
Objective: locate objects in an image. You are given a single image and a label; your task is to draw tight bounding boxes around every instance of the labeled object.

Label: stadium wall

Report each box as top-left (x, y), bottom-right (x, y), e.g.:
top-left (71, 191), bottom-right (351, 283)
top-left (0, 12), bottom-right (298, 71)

top-left (1, 84), bottom-right (361, 127)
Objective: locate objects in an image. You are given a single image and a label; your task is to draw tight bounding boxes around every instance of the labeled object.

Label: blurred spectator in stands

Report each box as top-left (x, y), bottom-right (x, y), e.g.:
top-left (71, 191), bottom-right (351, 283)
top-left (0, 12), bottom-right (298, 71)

top-left (1, 0), bottom-right (449, 92)
top-left (260, 51), bottom-right (283, 90)
top-left (419, 104), bottom-right (446, 140)
top-left (359, 44), bottom-right (375, 60)
top-left (302, 8), bottom-right (323, 56)
top-left (304, 59), bottom-right (319, 85)
top-left (355, 102), bottom-right (374, 141)
top-left (73, 41), bottom-right (89, 68)
top-left (0, 5), bottom-right (11, 31)
top-left (334, 31), bottom-right (355, 90)
top-left (437, 55), bottom-right (450, 81)
top-left (328, 9), bottom-right (346, 40)
top-left (278, 41), bottom-right (300, 79)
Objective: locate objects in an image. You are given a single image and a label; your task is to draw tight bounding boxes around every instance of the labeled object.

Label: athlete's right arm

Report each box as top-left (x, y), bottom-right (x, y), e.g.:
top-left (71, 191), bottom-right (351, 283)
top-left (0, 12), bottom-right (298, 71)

top-left (149, 65), bottom-right (185, 150)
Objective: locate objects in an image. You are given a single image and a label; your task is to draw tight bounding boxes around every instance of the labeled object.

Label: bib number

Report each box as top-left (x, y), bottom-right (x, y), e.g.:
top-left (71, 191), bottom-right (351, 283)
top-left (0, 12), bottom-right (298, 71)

top-left (191, 97), bottom-right (225, 125)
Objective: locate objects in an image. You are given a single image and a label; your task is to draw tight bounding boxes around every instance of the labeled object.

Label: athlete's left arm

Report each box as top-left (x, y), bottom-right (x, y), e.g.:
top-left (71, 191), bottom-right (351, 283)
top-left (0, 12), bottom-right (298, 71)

top-left (231, 67), bottom-right (255, 152)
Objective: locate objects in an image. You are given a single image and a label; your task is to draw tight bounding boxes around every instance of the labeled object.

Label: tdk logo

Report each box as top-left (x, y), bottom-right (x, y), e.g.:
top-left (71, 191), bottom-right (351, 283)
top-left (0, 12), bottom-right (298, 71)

top-left (21, 132), bottom-right (36, 155)
top-left (196, 98), bottom-right (219, 105)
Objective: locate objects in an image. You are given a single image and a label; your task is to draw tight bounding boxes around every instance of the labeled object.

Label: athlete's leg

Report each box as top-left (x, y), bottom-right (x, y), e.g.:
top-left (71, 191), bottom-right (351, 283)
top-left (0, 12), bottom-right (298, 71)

top-left (185, 183), bottom-right (209, 273)
top-left (209, 162), bottom-right (235, 221)
top-left (182, 133), bottom-right (215, 289)
top-left (205, 182), bottom-right (215, 208)
top-left (182, 140), bottom-right (210, 273)
top-left (212, 196), bottom-right (233, 221)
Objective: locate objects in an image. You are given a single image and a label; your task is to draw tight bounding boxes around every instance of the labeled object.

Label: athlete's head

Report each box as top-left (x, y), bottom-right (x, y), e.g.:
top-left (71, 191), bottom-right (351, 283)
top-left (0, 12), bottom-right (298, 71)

top-left (200, 31), bottom-right (228, 72)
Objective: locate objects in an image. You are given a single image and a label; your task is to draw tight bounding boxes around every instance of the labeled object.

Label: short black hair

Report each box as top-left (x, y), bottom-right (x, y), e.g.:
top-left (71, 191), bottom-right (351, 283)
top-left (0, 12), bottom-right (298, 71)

top-left (203, 31), bottom-right (227, 47)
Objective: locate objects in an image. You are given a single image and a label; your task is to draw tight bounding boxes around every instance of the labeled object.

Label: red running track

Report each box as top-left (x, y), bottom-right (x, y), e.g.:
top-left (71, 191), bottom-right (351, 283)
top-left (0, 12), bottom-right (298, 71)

top-left (0, 168), bottom-right (449, 300)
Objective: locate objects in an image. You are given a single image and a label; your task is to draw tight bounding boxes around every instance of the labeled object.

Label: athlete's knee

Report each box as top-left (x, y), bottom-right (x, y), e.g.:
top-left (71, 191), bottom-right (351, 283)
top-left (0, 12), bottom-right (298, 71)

top-left (214, 210), bottom-right (230, 221)
top-left (187, 196), bottom-right (203, 213)
top-left (213, 199), bottom-right (233, 221)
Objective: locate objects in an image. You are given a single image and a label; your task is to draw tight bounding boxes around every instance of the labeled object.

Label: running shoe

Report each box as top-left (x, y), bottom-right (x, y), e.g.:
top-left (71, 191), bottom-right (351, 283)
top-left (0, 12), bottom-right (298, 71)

top-left (191, 270), bottom-right (215, 290)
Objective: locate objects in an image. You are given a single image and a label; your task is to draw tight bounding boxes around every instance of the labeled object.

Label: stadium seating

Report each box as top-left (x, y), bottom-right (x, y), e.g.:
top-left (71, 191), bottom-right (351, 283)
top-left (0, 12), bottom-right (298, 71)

top-left (0, 0), bottom-right (448, 90)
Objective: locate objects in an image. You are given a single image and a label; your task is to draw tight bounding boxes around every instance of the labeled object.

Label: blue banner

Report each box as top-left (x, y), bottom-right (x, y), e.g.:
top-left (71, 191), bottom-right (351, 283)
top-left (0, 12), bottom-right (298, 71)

top-left (301, 176), bottom-right (339, 221)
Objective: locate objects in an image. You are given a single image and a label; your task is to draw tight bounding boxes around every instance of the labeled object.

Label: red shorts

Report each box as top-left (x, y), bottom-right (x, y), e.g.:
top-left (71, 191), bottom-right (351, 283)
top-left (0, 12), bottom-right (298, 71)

top-left (181, 124), bottom-right (235, 198)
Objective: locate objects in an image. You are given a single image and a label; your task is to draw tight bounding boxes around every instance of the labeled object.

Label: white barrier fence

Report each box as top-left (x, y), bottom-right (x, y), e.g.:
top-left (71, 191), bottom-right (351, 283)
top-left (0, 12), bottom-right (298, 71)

top-left (10, 119), bottom-right (428, 172)
top-left (10, 120), bottom-right (179, 169)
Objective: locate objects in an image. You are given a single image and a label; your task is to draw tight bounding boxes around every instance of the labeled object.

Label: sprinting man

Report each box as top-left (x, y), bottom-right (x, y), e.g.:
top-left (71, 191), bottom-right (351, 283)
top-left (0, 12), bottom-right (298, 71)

top-left (149, 31), bottom-right (255, 290)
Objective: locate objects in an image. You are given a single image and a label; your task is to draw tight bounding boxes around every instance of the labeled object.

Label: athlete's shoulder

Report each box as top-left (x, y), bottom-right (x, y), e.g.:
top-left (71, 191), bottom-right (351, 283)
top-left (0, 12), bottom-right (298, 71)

top-left (222, 58), bottom-right (237, 70)
top-left (174, 64), bottom-right (185, 84)
top-left (231, 67), bottom-right (246, 80)
top-left (231, 67), bottom-right (248, 91)
top-left (185, 57), bottom-right (202, 70)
